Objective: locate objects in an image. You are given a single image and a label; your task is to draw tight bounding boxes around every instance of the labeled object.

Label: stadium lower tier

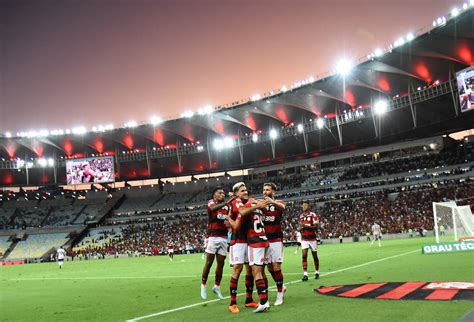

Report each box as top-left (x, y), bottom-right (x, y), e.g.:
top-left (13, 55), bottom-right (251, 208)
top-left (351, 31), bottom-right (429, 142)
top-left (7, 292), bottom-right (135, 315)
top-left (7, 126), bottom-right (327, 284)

top-left (0, 180), bottom-right (472, 260)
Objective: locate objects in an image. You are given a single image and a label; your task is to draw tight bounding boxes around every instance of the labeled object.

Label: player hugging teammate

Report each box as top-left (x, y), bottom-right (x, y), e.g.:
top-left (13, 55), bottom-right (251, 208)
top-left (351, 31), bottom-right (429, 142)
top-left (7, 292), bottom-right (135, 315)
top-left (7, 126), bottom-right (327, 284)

top-left (226, 182), bottom-right (286, 313)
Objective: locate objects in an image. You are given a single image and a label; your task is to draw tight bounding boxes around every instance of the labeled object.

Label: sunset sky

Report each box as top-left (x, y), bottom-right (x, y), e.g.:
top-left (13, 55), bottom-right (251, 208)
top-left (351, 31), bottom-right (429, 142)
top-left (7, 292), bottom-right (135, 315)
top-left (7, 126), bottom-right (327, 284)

top-left (0, 0), bottom-right (461, 133)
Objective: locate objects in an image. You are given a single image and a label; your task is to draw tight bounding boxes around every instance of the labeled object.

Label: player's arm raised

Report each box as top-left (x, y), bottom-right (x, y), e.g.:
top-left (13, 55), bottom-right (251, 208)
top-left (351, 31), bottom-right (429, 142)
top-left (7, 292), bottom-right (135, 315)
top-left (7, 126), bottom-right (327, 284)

top-left (264, 197), bottom-right (285, 211)
top-left (209, 195), bottom-right (237, 212)
top-left (238, 199), bottom-right (268, 217)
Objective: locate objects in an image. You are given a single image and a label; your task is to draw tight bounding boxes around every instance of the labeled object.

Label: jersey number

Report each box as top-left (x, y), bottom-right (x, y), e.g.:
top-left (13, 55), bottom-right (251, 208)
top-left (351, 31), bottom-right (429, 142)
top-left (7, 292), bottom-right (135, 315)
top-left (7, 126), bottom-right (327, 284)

top-left (253, 215), bottom-right (265, 233)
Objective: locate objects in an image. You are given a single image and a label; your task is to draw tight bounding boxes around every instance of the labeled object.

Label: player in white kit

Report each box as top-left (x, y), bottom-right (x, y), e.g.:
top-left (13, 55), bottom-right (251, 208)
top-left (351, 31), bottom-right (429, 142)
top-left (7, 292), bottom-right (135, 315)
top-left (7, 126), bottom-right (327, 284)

top-left (370, 223), bottom-right (382, 247)
top-left (294, 231), bottom-right (302, 254)
top-left (56, 246), bottom-right (66, 269)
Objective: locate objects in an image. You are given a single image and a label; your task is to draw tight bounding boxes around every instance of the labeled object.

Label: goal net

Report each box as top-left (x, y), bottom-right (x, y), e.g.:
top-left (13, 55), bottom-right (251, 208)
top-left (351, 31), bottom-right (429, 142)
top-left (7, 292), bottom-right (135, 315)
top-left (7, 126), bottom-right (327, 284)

top-left (433, 201), bottom-right (474, 243)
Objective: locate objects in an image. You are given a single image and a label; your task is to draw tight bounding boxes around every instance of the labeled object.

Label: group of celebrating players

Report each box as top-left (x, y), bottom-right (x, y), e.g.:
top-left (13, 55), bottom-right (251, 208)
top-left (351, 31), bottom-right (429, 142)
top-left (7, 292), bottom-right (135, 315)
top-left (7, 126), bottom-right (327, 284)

top-left (200, 181), bottom-right (320, 313)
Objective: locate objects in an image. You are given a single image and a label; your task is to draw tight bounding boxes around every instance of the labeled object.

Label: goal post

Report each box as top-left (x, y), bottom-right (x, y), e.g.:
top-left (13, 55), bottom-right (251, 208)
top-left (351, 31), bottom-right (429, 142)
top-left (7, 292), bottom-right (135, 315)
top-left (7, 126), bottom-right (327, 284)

top-left (433, 201), bottom-right (474, 243)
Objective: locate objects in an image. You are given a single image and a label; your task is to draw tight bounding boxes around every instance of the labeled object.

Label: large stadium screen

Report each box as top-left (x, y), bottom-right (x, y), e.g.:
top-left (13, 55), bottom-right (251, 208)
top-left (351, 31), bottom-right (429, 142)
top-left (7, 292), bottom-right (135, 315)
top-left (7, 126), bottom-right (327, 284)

top-left (66, 156), bottom-right (115, 185)
top-left (456, 66), bottom-right (474, 113)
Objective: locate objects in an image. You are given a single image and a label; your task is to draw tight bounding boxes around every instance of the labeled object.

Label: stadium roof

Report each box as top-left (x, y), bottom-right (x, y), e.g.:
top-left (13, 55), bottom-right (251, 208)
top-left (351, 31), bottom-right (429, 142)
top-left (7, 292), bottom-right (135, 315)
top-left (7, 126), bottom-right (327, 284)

top-left (1, 6), bottom-right (473, 185)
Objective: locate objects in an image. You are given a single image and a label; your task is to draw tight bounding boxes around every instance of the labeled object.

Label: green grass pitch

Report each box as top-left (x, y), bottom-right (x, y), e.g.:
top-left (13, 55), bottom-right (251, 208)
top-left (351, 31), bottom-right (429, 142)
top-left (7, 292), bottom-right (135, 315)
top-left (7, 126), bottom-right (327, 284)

top-left (1, 237), bottom-right (473, 321)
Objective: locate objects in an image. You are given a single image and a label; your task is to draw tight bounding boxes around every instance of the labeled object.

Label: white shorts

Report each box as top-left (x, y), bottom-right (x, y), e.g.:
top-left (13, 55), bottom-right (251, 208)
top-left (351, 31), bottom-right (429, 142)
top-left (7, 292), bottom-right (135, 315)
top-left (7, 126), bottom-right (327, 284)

top-left (205, 237), bottom-right (228, 257)
top-left (268, 241), bottom-right (284, 263)
top-left (248, 246), bottom-right (269, 266)
top-left (373, 233), bottom-right (381, 240)
top-left (229, 243), bottom-right (248, 265)
top-left (168, 249), bottom-right (174, 254)
top-left (301, 240), bottom-right (318, 252)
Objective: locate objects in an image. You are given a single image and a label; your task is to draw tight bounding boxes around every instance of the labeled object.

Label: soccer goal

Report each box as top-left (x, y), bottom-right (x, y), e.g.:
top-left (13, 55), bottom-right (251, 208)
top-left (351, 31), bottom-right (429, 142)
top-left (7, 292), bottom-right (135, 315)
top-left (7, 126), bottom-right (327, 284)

top-left (432, 201), bottom-right (474, 243)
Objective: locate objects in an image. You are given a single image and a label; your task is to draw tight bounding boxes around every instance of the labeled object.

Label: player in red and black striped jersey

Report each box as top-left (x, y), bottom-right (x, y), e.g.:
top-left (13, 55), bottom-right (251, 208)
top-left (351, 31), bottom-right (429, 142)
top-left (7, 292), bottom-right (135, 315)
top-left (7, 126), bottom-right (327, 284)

top-left (261, 182), bottom-right (286, 306)
top-left (225, 182), bottom-right (258, 314)
top-left (232, 197), bottom-right (271, 313)
top-left (299, 200), bottom-right (320, 281)
top-left (200, 187), bottom-right (236, 300)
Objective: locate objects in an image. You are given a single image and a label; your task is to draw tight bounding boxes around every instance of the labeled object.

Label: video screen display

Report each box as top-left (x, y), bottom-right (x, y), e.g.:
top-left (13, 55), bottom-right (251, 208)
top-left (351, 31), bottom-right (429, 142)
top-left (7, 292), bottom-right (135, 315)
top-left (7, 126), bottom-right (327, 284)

top-left (456, 66), bottom-right (474, 113)
top-left (66, 157), bottom-right (115, 185)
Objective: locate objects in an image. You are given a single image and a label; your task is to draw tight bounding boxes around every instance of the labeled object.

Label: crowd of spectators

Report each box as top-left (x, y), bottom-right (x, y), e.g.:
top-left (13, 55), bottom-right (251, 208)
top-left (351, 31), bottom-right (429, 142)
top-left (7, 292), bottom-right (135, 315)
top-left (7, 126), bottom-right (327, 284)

top-left (74, 179), bottom-right (473, 257)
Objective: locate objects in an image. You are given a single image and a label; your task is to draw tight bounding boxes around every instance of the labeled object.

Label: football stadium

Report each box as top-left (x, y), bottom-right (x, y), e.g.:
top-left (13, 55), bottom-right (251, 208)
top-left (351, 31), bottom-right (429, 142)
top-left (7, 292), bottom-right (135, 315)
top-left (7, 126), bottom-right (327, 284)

top-left (1, 1), bottom-right (474, 321)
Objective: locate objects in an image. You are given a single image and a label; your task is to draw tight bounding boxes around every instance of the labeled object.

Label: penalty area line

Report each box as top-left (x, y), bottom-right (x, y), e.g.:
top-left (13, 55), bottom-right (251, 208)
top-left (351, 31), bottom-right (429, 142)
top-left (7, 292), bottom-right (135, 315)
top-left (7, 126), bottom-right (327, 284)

top-left (126, 249), bottom-right (419, 321)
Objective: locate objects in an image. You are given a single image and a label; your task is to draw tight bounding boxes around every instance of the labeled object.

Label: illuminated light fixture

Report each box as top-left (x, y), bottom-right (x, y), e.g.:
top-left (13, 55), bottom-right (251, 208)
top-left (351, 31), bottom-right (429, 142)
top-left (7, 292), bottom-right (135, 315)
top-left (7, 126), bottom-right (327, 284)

top-left (251, 94), bottom-right (261, 101)
top-left (394, 37), bottom-right (405, 47)
top-left (374, 100), bottom-right (388, 115)
top-left (17, 159), bottom-right (25, 168)
top-left (335, 58), bottom-right (353, 76)
top-left (150, 116), bottom-right (162, 125)
top-left (203, 105), bottom-right (213, 115)
top-left (124, 120), bottom-right (137, 128)
top-left (105, 124), bottom-right (114, 130)
top-left (451, 7), bottom-right (459, 17)
top-left (308, 76), bottom-right (315, 82)
top-left (252, 133), bottom-right (258, 143)
top-left (223, 136), bottom-right (235, 148)
top-left (26, 162), bottom-right (34, 168)
top-left (72, 126), bottom-right (87, 135)
top-left (316, 118), bottom-right (325, 129)
top-left (5, 132), bottom-right (12, 138)
top-left (197, 145), bottom-right (204, 152)
top-left (37, 158), bottom-right (47, 167)
top-left (463, 3), bottom-right (468, 9)
top-left (297, 124), bottom-right (304, 133)
top-left (406, 32), bottom-right (415, 42)
top-left (48, 158), bottom-right (55, 166)
top-left (269, 129), bottom-right (278, 140)
top-left (181, 110), bottom-right (194, 118)
top-left (213, 138), bottom-right (224, 151)
top-left (373, 48), bottom-right (383, 57)
top-left (39, 129), bottom-right (49, 137)
top-left (281, 86), bottom-right (288, 93)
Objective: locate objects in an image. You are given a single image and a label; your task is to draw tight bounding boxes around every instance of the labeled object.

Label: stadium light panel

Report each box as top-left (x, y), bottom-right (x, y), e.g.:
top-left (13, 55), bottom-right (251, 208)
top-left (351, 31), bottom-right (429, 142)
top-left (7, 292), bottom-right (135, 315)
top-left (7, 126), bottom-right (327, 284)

top-left (223, 137), bottom-right (235, 148)
top-left (213, 139), bottom-right (224, 151)
top-left (125, 120), bottom-right (138, 128)
top-left (374, 100), bottom-right (388, 115)
top-left (373, 48), bottom-right (383, 57)
top-left (251, 94), bottom-right (261, 101)
top-left (203, 105), bottom-right (213, 115)
top-left (48, 158), bottom-right (55, 166)
top-left (281, 86), bottom-right (288, 93)
top-left (181, 110), bottom-right (194, 118)
top-left (252, 133), bottom-right (258, 143)
top-left (150, 116), bottom-right (162, 125)
top-left (37, 158), bottom-right (47, 167)
top-left (269, 129), bottom-right (278, 140)
top-left (406, 32), bottom-right (415, 42)
top-left (72, 126), bottom-right (87, 135)
top-left (451, 7), bottom-right (459, 17)
top-left (297, 124), bottom-right (304, 133)
top-left (5, 132), bottom-right (12, 138)
top-left (316, 118), bottom-right (325, 129)
top-left (335, 59), bottom-right (353, 76)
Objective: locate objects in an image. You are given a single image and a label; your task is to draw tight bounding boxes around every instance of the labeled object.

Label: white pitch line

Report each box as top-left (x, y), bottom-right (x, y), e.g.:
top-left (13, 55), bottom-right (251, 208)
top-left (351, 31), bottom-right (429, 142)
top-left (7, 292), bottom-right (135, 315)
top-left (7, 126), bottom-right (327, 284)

top-left (9, 275), bottom-right (200, 281)
top-left (8, 272), bottom-right (348, 282)
top-left (126, 249), bottom-right (419, 321)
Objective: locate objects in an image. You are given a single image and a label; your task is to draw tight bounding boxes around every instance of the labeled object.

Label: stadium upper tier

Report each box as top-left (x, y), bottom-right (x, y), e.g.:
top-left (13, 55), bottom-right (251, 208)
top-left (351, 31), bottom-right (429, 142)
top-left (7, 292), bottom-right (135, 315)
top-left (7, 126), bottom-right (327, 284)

top-left (1, 8), bottom-right (473, 185)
